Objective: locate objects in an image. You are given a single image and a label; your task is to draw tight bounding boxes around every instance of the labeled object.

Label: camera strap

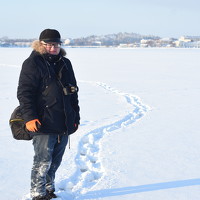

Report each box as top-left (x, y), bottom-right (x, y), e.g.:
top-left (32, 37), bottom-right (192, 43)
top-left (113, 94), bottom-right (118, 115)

top-left (45, 59), bottom-right (67, 95)
top-left (56, 71), bottom-right (68, 95)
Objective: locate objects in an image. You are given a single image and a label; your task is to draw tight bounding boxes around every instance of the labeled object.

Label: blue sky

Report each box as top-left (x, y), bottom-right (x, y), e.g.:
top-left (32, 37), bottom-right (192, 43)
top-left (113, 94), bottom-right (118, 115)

top-left (1, 0), bottom-right (199, 39)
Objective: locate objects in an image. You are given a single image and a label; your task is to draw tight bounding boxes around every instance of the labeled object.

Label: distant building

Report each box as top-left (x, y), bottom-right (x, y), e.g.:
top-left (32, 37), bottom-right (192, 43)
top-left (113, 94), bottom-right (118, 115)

top-left (92, 41), bottom-right (102, 46)
top-left (179, 36), bottom-right (200, 42)
top-left (64, 39), bottom-right (71, 45)
top-left (175, 36), bottom-right (200, 48)
top-left (14, 42), bottom-right (32, 47)
top-left (179, 36), bottom-right (192, 42)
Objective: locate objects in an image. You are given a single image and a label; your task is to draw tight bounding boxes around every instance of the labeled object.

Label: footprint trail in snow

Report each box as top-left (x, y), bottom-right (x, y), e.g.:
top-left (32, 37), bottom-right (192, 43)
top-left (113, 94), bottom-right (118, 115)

top-left (55, 81), bottom-right (150, 199)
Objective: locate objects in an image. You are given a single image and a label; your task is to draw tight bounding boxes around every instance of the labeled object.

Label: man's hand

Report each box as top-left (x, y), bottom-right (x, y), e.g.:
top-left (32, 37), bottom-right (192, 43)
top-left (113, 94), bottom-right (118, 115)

top-left (26, 119), bottom-right (41, 132)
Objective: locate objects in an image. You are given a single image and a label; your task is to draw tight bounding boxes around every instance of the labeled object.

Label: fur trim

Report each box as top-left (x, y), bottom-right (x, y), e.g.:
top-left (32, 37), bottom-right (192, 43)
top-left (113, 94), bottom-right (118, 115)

top-left (60, 48), bottom-right (67, 57)
top-left (31, 40), bottom-right (66, 56)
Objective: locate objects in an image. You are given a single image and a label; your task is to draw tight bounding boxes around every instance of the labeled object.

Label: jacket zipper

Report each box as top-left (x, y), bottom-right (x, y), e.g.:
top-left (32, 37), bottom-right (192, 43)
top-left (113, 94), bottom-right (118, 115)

top-left (44, 58), bottom-right (70, 146)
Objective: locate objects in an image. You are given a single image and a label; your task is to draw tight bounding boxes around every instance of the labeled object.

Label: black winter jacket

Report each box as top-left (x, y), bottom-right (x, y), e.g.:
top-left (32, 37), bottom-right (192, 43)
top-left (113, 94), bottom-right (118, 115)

top-left (17, 42), bottom-right (80, 135)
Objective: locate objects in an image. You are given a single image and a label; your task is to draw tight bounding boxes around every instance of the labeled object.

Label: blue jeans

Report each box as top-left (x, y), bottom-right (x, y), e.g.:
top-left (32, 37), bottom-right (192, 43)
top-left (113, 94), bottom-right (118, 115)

top-left (31, 134), bottom-right (68, 198)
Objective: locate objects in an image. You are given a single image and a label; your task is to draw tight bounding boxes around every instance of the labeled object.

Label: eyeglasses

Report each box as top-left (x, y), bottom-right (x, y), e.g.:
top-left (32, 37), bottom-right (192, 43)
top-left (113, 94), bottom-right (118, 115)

top-left (42, 42), bottom-right (61, 48)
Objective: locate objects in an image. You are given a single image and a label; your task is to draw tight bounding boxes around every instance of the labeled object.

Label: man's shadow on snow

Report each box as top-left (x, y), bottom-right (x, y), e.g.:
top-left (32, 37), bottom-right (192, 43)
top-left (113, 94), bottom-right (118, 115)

top-left (79, 178), bottom-right (200, 199)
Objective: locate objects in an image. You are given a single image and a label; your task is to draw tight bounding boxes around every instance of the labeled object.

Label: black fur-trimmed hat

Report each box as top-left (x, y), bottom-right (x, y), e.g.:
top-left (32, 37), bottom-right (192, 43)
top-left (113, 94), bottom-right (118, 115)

top-left (39, 29), bottom-right (62, 43)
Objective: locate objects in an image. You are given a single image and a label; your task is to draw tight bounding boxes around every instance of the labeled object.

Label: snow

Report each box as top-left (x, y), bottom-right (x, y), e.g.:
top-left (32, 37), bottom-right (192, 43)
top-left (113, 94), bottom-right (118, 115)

top-left (1, 47), bottom-right (200, 200)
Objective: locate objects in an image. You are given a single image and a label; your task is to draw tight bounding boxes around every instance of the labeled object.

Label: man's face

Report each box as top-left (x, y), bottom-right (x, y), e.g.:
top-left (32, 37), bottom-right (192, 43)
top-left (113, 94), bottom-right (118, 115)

top-left (42, 42), bottom-right (61, 55)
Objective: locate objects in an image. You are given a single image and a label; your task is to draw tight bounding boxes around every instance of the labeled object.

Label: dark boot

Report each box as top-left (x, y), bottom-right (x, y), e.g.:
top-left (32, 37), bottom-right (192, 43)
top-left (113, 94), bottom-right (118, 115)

top-left (32, 195), bottom-right (50, 200)
top-left (46, 190), bottom-right (57, 199)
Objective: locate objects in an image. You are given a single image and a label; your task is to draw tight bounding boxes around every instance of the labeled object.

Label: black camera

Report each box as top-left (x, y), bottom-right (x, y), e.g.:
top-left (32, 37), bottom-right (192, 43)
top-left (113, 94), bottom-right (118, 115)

top-left (63, 84), bottom-right (78, 95)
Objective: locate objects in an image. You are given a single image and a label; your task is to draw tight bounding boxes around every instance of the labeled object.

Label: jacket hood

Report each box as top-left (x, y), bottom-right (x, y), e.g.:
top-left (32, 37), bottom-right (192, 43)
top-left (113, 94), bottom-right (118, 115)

top-left (31, 40), bottom-right (66, 56)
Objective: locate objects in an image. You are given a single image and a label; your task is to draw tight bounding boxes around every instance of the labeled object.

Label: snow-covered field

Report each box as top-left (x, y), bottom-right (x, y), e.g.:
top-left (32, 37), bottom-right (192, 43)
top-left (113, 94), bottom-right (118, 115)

top-left (1, 47), bottom-right (200, 200)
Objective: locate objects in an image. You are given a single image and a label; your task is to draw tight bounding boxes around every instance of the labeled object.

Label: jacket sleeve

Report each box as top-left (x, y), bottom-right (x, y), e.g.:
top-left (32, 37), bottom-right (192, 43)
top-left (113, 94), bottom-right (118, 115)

top-left (17, 58), bottom-right (41, 123)
top-left (67, 59), bottom-right (80, 124)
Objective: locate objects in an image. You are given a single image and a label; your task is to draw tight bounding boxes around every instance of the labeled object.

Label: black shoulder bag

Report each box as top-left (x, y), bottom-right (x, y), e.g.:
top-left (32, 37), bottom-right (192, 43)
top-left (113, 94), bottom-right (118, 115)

top-left (9, 106), bottom-right (33, 140)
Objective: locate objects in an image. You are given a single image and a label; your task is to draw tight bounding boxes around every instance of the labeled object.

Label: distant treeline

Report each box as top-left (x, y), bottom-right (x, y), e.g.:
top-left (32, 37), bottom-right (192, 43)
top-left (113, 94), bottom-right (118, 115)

top-left (68, 32), bottom-right (161, 46)
top-left (0, 32), bottom-right (161, 47)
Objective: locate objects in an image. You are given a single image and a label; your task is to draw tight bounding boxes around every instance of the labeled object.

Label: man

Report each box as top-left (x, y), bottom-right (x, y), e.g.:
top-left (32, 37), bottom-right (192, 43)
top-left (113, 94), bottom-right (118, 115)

top-left (17, 29), bottom-right (80, 200)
